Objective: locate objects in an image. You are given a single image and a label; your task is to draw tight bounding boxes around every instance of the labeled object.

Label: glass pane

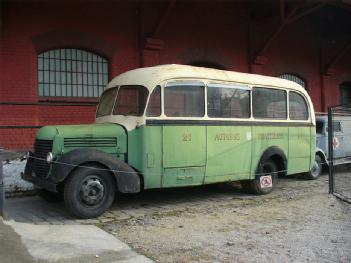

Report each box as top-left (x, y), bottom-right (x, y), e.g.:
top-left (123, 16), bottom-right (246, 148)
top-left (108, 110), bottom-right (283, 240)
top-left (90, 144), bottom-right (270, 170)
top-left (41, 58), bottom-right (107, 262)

top-left (77, 50), bottom-right (82, 60)
top-left (60, 49), bottom-right (66, 59)
top-left (38, 71), bottom-right (43, 83)
top-left (82, 50), bottom-right (87, 60)
top-left (56, 72), bottom-right (61, 83)
top-left (44, 71), bottom-right (49, 83)
top-left (88, 74), bottom-right (93, 85)
top-left (207, 85), bottom-right (250, 118)
top-left (50, 84), bottom-right (55, 96)
top-left (146, 86), bottom-right (161, 117)
top-left (62, 84), bottom-right (67, 96)
top-left (96, 87), bottom-right (118, 117)
top-left (164, 85), bottom-right (205, 117)
top-left (77, 61), bottom-right (82, 72)
top-left (67, 73), bottom-right (71, 84)
top-left (38, 58), bottom-right (43, 70)
top-left (50, 59), bottom-right (55, 71)
top-left (61, 72), bottom-right (66, 84)
top-left (38, 83), bottom-right (44, 96)
top-left (103, 63), bottom-right (108, 74)
top-left (67, 84), bottom-right (72, 96)
top-left (43, 84), bottom-right (49, 96)
top-left (66, 49), bottom-right (72, 59)
top-left (55, 49), bottom-right (60, 58)
top-left (50, 72), bottom-right (55, 83)
top-left (56, 84), bottom-right (61, 97)
top-left (113, 85), bottom-right (149, 116)
top-left (289, 92), bottom-right (308, 120)
top-left (253, 88), bottom-right (287, 119)
top-left (83, 62), bottom-right (87, 73)
top-left (44, 58), bottom-right (49, 70)
top-left (88, 86), bottom-right (94, 97)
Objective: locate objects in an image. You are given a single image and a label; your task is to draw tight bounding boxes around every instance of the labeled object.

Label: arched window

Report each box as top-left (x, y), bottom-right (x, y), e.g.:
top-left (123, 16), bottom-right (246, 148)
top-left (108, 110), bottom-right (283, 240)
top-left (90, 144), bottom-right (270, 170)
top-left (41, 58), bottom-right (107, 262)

top-left (278, 74), bottom-right (306, 89)
top-left (38, 49), bottom-right (108, 97)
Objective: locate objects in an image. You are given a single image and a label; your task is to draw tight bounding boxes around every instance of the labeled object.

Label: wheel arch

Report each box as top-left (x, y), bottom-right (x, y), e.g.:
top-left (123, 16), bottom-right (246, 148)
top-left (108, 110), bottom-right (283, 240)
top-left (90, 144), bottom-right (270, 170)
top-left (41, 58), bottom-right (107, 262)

top-left (256, 146), bottom-right (287, 178)
top-left (315, 148), bottom-right (328, 167)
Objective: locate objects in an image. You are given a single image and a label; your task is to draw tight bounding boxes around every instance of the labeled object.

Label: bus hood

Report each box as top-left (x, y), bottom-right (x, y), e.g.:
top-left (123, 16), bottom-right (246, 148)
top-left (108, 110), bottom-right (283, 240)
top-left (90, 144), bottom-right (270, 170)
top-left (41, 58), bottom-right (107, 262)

top-left (36, 123), bottom-right (127, 154)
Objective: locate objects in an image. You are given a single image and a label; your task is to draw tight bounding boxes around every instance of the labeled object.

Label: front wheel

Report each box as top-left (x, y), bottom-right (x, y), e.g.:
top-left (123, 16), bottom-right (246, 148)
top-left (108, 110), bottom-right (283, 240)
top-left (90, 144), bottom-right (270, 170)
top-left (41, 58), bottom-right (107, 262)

top-left (305, 155), bottom-right (322, 180)
top-left (64, 166), bottom-right (116, 219)
top-left (241, 160), bottom-right (278, 195)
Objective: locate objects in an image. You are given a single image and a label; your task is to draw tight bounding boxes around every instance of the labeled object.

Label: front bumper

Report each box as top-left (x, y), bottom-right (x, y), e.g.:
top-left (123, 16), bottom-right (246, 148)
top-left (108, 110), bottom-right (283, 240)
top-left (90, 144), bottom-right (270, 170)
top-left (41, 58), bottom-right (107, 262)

top-left (22, 154), bottom-right (57, 192)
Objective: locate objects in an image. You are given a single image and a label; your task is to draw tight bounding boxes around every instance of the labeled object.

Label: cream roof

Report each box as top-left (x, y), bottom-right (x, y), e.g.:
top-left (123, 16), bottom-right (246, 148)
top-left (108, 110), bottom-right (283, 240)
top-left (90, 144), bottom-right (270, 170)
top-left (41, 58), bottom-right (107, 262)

top-left (107, 64), bottom-right (307, 94)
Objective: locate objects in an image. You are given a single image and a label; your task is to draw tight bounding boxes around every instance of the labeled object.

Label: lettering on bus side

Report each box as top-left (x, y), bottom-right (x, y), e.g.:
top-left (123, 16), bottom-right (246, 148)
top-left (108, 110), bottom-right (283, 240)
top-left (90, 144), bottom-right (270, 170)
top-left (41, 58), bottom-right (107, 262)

top-left (214, 133), bottom-right (240, 141)
top-left (182, 133), bottom-right (192, 141)
top-left (257, 133), bottom-right (284, 140)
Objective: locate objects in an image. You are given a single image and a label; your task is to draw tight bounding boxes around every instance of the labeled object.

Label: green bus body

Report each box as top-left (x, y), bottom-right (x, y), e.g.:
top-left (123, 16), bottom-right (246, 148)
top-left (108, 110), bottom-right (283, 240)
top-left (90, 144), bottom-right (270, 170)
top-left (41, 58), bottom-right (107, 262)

top-left (35, 122), bottom-right (314, 189)
top-left (23, 64), bottom-right (316, 218)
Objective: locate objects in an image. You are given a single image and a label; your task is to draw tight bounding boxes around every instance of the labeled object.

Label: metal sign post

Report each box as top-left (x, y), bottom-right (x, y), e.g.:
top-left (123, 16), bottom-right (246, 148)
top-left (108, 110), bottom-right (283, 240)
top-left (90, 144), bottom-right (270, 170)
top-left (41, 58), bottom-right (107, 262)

top-left (0, 147), bottom-right (4, 217)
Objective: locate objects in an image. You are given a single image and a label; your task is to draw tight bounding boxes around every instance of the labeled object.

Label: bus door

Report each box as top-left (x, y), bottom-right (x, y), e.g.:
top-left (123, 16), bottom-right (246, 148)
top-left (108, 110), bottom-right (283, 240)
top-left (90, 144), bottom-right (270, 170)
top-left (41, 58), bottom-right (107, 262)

top-left (288, 91), bottom-right (311, 173)
top-left (162, 81), bottom-right (207, 187)
top-left (205, 83), bottom-right (252, 183)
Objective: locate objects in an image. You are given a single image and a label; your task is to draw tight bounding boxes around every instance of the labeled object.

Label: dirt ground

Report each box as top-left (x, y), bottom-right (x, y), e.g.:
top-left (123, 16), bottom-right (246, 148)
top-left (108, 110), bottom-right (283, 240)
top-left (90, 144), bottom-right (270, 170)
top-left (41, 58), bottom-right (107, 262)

top-left (102, 175), bottom-right (351, 263)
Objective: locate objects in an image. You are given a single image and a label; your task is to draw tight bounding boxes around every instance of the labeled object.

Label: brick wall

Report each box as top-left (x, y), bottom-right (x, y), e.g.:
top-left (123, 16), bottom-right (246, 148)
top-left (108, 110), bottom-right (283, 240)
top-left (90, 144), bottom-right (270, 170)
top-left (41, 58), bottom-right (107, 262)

top-left (1, 1), bottom-right (350, 150)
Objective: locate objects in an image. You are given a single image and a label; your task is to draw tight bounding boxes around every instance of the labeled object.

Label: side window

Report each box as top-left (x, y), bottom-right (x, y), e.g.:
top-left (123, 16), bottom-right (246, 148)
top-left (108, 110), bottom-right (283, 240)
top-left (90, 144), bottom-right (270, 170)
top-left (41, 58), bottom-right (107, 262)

top-left (207, 83), bottom-right (250, 118)
top-left (289, 92), bottom-right (309, 120)
top-left (253, 87), bottom-right (287, 119)
top-left (164, 82), bottom-right (205, 117)
top-left (146, 86), bottom-right (161, 117)
top-left (333, 121), bottom-right (341, 133)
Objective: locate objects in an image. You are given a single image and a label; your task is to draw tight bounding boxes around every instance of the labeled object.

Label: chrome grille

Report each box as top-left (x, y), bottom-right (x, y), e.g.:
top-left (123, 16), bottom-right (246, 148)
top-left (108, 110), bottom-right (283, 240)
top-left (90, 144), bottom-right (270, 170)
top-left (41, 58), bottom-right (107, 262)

top-left (33, 139), bottom-right (53, 178)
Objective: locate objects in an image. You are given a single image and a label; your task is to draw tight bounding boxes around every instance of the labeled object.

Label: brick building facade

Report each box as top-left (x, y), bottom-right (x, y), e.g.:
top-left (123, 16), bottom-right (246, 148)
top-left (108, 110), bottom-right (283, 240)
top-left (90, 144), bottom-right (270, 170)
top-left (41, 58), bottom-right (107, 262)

top-left (1, 0), bottom-right (351, 149)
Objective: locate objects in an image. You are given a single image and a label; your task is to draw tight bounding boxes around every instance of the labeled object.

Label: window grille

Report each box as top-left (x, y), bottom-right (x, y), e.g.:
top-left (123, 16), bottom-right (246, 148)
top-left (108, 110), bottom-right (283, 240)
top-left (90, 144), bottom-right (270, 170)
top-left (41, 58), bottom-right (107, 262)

top-left (279, 74), bottom-right (306, 89)
top-left (38, 49), bottom-right (108, 97)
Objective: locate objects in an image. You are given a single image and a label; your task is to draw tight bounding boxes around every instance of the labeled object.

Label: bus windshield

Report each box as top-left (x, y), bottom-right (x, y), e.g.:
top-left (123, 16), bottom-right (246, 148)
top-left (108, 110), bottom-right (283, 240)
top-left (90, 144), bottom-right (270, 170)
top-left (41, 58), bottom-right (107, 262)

top-left (96, 87), bottom-right (118, 117)
top-left (113, 85), bottom-right (149, 116)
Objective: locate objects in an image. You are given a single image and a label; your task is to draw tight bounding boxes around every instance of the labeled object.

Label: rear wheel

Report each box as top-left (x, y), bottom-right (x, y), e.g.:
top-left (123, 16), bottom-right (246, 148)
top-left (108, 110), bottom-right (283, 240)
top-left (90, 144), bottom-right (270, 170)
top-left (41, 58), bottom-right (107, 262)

top-left (305, 155), bottom-right (322, 180)
top-left (64, 166), bottom-right (116, 219)
top-left (241, 160), bottom-right (277, 195)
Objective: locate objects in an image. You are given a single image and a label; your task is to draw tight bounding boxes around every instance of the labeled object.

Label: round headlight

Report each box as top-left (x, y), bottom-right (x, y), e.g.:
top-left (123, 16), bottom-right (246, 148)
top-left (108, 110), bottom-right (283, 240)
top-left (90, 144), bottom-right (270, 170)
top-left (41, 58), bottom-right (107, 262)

top-left (46, 152), bottom-right (53, 163)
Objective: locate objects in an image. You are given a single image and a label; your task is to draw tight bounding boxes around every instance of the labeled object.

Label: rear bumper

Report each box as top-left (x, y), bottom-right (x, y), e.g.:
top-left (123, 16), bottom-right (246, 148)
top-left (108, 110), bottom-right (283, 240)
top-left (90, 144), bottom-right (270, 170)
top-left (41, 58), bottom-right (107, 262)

top-left (22, 153), bottom-right (57, 192)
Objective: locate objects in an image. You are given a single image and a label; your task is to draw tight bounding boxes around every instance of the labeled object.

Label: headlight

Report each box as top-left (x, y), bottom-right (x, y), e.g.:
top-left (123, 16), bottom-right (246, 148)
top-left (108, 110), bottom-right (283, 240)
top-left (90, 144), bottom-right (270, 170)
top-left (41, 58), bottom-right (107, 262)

top-left (46, 152), bottom-right (53, 163)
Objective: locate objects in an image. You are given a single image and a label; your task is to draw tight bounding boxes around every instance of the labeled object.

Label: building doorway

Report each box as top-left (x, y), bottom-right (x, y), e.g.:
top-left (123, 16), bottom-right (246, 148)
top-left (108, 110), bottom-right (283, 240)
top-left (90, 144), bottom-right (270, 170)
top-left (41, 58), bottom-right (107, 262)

top-left (340, 82), bottom-right (351, 105)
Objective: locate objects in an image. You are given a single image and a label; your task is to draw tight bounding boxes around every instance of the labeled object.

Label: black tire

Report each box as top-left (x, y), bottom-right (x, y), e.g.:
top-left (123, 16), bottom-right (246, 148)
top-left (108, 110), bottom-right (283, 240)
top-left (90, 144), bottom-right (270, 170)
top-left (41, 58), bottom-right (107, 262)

top-left (64, 166), bottom-right (116, 219)
top-left (305, 155), bottom-right (322, 180)
top-left (242, 160), bottom-right (278, 195)
top-left (37, 188), bottom-right (63, 203)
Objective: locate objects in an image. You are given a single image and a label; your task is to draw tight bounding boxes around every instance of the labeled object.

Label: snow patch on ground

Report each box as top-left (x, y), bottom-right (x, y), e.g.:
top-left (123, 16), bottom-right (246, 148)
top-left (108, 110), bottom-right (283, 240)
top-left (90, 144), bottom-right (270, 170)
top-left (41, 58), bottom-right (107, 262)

top-left (3, 159), bottom-right (34, 193)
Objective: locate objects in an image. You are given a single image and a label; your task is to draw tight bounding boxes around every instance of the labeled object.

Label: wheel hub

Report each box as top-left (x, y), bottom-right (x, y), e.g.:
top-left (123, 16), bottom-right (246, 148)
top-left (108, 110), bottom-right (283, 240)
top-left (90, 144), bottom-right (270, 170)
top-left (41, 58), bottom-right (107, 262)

top-left (80, 177), bottom-right (105, 206)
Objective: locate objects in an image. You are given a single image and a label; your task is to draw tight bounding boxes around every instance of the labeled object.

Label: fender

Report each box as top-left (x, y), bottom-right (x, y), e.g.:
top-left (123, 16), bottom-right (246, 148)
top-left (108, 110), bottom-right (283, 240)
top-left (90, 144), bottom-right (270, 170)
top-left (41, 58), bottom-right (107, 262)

top-left (51, 148), bottom-right (140, 193)
top-left (316, 147), bottom-right (328, 166)
top-left (256, 146), bottom-right (287, 178)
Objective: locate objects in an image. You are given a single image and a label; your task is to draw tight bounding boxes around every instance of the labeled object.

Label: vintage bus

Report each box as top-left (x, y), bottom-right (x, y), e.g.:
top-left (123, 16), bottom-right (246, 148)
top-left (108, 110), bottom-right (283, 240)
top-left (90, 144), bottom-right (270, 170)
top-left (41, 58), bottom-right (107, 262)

top-left (23, 64), bottom-right (316, 218)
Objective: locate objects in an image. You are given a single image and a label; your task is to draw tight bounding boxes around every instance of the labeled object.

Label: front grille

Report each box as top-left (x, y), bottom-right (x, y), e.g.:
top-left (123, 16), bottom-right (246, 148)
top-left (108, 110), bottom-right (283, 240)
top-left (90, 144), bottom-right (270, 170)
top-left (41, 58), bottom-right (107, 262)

top-left (64, 137), bottom-right (117, 148)
top-left (33, 139), bottom-right (53, 178)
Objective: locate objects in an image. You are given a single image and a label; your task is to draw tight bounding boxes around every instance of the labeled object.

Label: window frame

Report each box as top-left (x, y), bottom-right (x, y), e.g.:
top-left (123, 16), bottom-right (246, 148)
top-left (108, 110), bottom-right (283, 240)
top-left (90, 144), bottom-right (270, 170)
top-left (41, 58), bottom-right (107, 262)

top-left (163, 80), bottom-right (206, 118)
top-left (206, 82), bottom-right (251, 119)
top-left (252, 86), bottom-right (288, 120)
top-left (288, 90), bottom-right (310, 121)
top-left (37, 48), bottom-right (109, 99)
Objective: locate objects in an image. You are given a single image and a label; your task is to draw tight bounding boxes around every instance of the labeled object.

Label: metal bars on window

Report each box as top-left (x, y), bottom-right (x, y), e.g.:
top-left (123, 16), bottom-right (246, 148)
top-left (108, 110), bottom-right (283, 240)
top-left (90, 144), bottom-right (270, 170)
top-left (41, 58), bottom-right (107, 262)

top-left (38, 49), bottom-right (108, 97)
top-left (279, 74), bottom-right (306, 89)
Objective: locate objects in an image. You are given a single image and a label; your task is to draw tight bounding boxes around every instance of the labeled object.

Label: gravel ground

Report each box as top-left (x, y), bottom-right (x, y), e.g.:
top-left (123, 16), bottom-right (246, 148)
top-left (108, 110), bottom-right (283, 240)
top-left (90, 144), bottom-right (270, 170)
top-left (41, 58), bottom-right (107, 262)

top-left (102, 175), bottom-right (351, 263)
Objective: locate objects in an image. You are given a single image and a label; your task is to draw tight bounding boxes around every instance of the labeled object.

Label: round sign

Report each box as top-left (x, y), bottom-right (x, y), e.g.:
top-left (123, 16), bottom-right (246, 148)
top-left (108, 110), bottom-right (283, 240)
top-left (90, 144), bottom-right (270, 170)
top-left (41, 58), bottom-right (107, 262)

top-left (332, 137), bottom-right (340, 150)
